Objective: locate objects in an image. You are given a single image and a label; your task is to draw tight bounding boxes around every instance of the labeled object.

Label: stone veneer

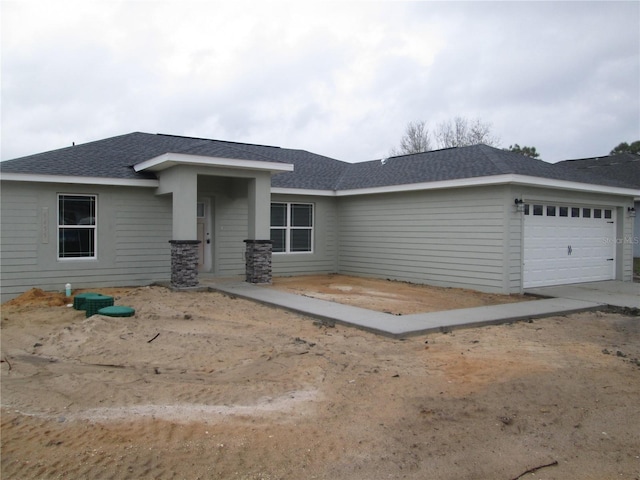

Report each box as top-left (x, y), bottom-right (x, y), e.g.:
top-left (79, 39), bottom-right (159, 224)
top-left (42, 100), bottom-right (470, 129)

top-left (244, 239), bottom-right (273, 284)
top-left (169, 240), bottom-right (201, 288)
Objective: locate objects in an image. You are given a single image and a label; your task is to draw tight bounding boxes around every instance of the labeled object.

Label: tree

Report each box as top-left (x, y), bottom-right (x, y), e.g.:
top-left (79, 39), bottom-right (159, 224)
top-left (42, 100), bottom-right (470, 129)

top-left (390, 116), bottom-right (500, 157)
top-left (506, 144), bottom-right (540, 159)
top-left (433, 116), bottom-right (500, 149)
top-left (389, 120), bottom-right (432, 156)
top-left (609, 141), bottom-right (640, 155)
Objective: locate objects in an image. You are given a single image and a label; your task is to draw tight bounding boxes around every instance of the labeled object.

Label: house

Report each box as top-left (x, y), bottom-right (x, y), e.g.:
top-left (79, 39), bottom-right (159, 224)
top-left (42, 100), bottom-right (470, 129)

top-left (556, 153), bottom-right (640, 258)
top-left (1, 132), bottom-right (638, 302)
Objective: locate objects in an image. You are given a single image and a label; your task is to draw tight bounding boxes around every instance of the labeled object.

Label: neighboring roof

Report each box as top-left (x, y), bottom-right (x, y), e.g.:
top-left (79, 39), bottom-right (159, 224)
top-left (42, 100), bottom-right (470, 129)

top-left (555, 153), bottom-right (640, 189)
top-left (1, 132), bottom-right (638, 193)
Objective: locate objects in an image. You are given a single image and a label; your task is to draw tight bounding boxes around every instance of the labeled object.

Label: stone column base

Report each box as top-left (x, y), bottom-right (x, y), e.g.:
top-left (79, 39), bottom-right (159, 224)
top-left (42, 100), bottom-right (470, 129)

top-left (169, 240), bottom-right (201, 288)
top-left (244, 239), bottom-right (272, 284)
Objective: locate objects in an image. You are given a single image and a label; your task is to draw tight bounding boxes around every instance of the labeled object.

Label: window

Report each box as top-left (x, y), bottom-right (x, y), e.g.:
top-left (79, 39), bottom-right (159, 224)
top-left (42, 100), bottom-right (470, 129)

top-left (571, 207), bottom-right (580, 217)
top-left (58, 194), bottom-right (96, 258)
top-left (583, 208), bottom-right (591, 218)
top-left (270, 202), bottom-right (313, 253)
top-left (604, 209), bottom-right (612, 219)
top-left (533, 205), bottom-right (543, 216)
top-left (559, 207), bottom-right (568, 217)
top-left (547, 206), bottom-right (556, 216)
top-left (594, 208), bottom-right (602, 218)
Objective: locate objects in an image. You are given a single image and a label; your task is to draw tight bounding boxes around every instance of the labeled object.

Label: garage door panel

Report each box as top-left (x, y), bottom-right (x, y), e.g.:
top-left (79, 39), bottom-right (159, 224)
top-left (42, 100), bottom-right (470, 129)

top-left (523, 204), bottom-right (615, 288)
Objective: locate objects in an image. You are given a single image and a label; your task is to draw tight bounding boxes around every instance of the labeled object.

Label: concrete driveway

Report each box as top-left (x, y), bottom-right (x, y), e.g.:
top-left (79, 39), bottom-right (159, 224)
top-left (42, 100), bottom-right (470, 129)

top-left (526, 281), bottom-right (640, 309)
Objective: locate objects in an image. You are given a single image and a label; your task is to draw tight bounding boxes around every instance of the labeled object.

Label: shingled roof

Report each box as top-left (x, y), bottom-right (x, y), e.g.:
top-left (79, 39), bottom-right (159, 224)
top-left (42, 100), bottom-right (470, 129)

top-left (1, 132), bottom-right (637, 192)
top-left (555, 152), bottom-right (640, 189)
top-left (333, 144), bottom-right (638, 191)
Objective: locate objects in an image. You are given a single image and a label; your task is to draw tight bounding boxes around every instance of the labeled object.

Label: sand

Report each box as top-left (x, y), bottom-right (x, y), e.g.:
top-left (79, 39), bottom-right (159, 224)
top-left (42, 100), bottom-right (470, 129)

top-left (1, 279), bottom-right (639, 479)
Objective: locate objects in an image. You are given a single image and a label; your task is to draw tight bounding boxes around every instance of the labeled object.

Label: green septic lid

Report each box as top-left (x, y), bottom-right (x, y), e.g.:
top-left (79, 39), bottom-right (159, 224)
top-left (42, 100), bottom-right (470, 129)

top-left (97, 306), bottom-right (135, 317)
top-left (73, 292), bottom-right (101, 310)
top-left (85, 294), bottom-right (113, 300)
top-left (74, 292), bottom-right (99, 298)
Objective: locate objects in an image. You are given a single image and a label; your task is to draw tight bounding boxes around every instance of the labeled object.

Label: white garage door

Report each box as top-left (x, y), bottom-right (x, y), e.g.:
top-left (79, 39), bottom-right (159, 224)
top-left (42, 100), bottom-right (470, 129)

top-left (523, 204), bottom-right (615, 288)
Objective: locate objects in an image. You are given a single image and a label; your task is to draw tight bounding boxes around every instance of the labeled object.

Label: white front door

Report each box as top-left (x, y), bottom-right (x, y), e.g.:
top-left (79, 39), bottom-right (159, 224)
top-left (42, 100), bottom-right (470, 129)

top-left (523, 204), bottom-right (615, 288)
top-left (196, 199), bottom-right (213, 272)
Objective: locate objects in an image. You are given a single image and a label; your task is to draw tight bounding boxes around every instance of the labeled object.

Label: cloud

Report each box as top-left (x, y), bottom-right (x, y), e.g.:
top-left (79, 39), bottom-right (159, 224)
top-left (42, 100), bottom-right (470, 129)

top-left (1, 1), bottom-right (638, 163)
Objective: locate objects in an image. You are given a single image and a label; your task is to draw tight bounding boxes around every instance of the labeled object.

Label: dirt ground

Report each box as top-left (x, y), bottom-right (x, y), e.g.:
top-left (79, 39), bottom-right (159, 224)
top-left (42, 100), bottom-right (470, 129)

top-left (269, 274), bottom-right (532, 315)
top-left (1, 279), bottom-right (639, 480)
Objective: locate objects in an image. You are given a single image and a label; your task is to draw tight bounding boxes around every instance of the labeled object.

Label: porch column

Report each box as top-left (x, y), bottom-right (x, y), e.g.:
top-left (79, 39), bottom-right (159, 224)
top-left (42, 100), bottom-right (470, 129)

top-left (159, 168), bottom-right (201, 288)
top-left (169, 240), bottom-right (200, 288)
top-left (245, 174), bottom-right (273, 283)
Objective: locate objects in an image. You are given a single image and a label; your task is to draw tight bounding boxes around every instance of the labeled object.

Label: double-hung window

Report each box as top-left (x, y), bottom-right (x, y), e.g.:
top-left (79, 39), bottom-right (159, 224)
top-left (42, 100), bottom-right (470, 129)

top-left (270, 202), bottom-right (313, 253)
top-left (58, 194), bottom-right (97, 259)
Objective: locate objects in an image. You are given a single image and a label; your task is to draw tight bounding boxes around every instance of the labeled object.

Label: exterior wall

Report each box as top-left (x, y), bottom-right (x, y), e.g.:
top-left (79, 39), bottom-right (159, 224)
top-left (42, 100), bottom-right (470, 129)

top-left (1, 181), bottom-right (172, 302)
top-left (271, 194), bottom-right (339, 276)
top-left (634, 200), bottom-right (639, 258)
top-left (337, 186), bottom-right (510, 293)
top-left (510, 185), bottom-right (635, 286)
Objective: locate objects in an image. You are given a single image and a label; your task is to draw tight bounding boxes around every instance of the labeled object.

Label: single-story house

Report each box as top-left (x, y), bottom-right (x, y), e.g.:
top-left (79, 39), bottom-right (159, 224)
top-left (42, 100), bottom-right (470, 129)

top-left (555, 152), bottom-right (640, 258)
top-left (1, 132), bottom-right (638, 302)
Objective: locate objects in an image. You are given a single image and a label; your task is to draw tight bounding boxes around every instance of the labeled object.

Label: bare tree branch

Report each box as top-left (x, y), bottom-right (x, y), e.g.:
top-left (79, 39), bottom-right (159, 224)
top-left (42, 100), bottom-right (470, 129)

top-left (434, 116), bottom-right (500, 148)
top-left (390, 120), bottom-right (432, 156)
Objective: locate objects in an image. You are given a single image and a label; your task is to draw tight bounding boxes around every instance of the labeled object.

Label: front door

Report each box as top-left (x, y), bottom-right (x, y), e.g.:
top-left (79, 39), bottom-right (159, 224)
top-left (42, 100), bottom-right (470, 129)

top-left (196, 199), bottom-right (213, 271)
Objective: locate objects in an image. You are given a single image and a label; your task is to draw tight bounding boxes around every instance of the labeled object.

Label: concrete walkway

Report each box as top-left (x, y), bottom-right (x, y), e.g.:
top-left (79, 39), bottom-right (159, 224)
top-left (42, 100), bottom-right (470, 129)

top-left (205, 280), bottom-right (622, 338)
top-left (526, 281), bottom-right (640, 309)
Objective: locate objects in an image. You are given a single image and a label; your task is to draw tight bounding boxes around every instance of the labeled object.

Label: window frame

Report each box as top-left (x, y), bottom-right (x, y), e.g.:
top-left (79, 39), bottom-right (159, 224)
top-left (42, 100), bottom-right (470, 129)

top-left (270, 202), bottom-right (314, 254)
top-left (57, 193), bottom-right (98, 260)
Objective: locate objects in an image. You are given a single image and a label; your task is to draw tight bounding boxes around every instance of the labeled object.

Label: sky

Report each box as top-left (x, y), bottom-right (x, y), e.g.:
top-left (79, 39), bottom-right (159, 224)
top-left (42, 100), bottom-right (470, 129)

top-left (1, 1), bottom-right (639, 164)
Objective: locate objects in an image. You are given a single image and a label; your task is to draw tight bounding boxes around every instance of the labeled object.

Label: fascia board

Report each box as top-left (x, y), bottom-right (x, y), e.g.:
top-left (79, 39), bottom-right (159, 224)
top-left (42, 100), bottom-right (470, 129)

top-left (0, 173), bottom-right (159, 187)
top-left (271, 187), bottom-right (336, 197)
top-left (334, 174), bottom-right (640, 197)
top-left (507, 174), bottom-right (640, 197)
top-left (271, 174), bottom-right (639, 198)
top-left (134, 152), bottom-right (294, 173)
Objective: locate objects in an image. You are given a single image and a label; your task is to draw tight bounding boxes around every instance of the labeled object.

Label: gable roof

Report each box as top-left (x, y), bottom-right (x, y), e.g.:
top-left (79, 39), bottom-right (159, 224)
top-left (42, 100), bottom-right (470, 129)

top-left (1, 132), bottom-right (638, 194)
top-left (555, 153), bottom-right (640, 189)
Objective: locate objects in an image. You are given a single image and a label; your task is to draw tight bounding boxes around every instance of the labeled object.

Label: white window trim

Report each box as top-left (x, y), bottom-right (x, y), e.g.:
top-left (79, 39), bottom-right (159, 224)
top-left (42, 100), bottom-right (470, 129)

top-left (271, 202), bottom-right (314, 254)
top-left (524, 202), bottom-right (613, 219)
top-left (57, 193), bottom-right (98, 260)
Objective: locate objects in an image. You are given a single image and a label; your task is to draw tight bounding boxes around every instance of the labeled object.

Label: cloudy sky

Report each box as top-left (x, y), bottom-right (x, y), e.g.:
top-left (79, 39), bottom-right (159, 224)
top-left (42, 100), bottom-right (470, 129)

top-left (2, 1), bottom-right (639, 164)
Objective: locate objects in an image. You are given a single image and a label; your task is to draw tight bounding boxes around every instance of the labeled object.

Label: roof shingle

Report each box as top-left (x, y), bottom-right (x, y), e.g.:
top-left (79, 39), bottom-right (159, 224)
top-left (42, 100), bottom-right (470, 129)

top-left (1, 132), bottom-right (637, 191)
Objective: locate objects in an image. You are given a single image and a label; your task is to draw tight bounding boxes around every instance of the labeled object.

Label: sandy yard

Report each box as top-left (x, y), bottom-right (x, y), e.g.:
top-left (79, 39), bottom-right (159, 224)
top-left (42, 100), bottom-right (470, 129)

top-left (1, 278), bottom-right (639, 480)
top-left (268, 274), bottom-right (532, 315)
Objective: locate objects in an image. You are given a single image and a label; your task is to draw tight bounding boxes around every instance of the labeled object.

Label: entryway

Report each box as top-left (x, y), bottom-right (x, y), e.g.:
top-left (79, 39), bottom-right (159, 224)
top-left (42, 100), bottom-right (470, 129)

top-left (196, 197), bottom-right (213, 272)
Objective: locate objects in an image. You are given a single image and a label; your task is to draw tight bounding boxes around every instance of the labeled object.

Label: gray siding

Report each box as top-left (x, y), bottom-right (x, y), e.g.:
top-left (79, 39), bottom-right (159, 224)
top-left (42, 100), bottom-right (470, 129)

top-left (337, 186), bottom-right (510, 293)
top-left (271, 194), bottom-right (339, 276)
top-left (1, 182), bottom-right (172, 302)
top-left (634, 200), bottom-right (639, 259)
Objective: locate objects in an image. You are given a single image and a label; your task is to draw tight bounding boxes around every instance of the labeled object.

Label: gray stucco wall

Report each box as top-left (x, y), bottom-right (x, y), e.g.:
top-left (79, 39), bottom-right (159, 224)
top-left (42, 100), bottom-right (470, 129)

top-left (1, 181), bottom-right (172, 302)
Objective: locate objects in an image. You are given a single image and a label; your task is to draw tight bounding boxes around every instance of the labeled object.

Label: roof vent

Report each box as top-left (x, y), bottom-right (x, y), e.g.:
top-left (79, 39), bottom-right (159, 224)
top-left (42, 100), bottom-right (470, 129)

top-left (381, 157), bottom-right (388, 165)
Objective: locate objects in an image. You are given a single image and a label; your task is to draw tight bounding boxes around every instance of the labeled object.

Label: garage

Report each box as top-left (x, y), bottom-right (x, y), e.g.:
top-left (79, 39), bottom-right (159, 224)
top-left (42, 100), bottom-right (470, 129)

top-left (523, 203), bottom-right (616, 288)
